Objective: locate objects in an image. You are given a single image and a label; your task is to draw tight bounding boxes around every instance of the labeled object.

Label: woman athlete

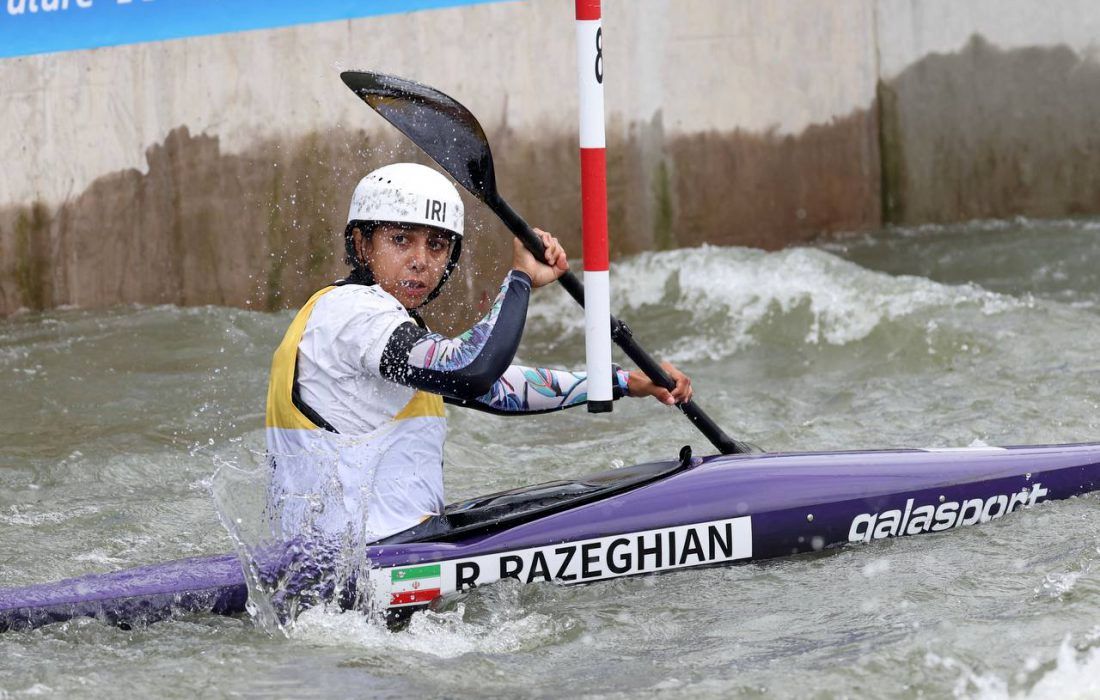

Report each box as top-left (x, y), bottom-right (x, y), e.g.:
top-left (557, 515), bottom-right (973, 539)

top-left (264, 163), bottom-right (692, 544)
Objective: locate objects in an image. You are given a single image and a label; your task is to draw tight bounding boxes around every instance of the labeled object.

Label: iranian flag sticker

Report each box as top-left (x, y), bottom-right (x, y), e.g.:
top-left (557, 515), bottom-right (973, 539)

top-left (389, 564), bottom-right (442, 606)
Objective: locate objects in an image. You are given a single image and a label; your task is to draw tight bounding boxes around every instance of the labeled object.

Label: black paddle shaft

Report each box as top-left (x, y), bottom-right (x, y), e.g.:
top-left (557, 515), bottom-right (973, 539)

top-left (339, 70), bottom-right (751, 455)
top-left (492, 196), bottom-right (751, 456)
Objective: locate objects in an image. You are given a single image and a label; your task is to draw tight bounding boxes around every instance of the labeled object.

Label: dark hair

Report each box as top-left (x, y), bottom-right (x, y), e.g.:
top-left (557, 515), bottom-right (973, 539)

top-left (344, 220), bottom-right (375, 268)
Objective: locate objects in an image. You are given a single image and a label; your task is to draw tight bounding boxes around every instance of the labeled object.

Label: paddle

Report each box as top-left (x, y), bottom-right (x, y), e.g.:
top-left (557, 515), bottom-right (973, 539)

top-left (340, 71), bottom-right (752, 456)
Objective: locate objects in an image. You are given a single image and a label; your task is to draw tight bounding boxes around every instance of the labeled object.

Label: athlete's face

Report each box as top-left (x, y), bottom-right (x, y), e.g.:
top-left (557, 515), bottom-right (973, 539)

top-left (356, 223), bottom-right (455, 309)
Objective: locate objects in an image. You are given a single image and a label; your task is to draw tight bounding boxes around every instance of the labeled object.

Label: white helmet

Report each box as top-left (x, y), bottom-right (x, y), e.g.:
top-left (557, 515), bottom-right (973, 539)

top-left (346, 162), bottom-right (463, 236)
top-left (343, 163), bottom-right (465, 307)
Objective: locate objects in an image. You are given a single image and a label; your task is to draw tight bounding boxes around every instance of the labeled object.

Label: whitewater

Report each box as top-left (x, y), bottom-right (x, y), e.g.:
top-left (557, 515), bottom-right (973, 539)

top-left (2, 217), bottom-right (1100, 698)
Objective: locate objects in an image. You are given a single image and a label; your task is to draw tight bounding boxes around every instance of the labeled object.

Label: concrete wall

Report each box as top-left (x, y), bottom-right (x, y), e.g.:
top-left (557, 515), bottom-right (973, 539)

top-left (875, 0), bottom-right (1100, 223)
top-left (1, 0), bottom-right (1098, 321)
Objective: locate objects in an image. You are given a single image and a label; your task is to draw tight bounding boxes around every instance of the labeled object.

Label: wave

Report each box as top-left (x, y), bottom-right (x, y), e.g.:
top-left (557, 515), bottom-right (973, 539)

top-left (933, 634), bottom-right (1100, 700)
top-left (526, 245), bottom-right (1031, 362)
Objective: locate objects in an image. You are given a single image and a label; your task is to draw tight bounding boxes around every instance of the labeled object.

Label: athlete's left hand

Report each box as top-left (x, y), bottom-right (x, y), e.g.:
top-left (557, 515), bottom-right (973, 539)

top-left (628, 362), bottom-right (693, 406)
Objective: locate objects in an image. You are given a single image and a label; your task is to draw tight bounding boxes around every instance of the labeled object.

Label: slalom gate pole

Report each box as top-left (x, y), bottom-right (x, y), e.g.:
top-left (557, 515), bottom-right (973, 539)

top-left (575, 0), bottom-right (613, 413)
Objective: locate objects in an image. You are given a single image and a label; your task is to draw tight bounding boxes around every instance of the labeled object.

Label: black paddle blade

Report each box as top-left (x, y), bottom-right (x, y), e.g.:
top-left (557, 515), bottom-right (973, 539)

top-left (340, 71), bottom-right (496, 202)
top-left (340, 71), bottom-right (750, 456)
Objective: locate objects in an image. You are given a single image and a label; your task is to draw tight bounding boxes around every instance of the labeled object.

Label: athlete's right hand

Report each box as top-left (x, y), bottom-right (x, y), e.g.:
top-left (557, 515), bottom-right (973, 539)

top-left (513, 229), bottom-right (569, 288)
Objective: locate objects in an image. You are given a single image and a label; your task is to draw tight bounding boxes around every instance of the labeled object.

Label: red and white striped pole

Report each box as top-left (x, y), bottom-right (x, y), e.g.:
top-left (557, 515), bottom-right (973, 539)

top-left (575, 0), bottom-right (613, 413)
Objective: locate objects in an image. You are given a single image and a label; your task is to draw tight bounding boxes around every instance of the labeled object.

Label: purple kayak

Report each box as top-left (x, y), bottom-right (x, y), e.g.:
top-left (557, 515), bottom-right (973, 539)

top-left (2, 441), bottom-right (1099, 632)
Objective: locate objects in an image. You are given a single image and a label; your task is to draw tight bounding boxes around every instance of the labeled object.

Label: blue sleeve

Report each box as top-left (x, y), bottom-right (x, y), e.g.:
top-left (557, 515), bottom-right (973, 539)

top-left (378, 271), bottom-right (531, 400)
top-left (445, 364), bottom-right (631, 415)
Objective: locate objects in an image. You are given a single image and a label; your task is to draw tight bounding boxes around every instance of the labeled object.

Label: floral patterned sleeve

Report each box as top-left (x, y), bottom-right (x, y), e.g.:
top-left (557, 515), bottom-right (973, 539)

top-left (378, 269), bottom-right (633, 412)
top-left (378, 271), bottom-right (532, 401)
top-left (446, 364), bottom-right (631, 415)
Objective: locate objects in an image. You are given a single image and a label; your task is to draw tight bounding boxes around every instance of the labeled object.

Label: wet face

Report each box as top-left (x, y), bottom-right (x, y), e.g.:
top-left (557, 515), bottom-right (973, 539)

top-left (355, 223), bottom-right (455, 309)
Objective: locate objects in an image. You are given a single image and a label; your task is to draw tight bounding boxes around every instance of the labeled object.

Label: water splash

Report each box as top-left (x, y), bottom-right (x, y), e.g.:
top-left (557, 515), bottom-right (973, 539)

top-left (207, 442), bottom-right (385, 636)
top-left (292, 580), bottom-right (578, 658)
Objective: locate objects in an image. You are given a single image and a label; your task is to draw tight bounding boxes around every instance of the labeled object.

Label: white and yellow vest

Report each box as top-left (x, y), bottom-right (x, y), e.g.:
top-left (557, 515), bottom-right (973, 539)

top-left (265, 286), bottom-right (447, 543)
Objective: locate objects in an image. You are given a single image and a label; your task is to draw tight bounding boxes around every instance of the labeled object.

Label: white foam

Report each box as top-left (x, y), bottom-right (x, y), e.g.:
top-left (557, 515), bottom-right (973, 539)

top-left (527, 245), bottom-right (1022, 362)
top-left (290, 602), bottom-right (570, 658)
top-left (1037, 571), bottom-right (1084, 599)
top-left (931, 636), bottom-right (1100, 700)
top-left (17, 684), bottom-right (56, 696)
top-left (0, 504), bottom-right (100, 527)
top-left (860, 558), bottom-right (892, 578)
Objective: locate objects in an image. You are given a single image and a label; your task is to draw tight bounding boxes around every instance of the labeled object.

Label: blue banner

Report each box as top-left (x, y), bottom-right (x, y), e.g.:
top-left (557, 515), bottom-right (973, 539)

top-left (0, 0), bottom-right (509, 59)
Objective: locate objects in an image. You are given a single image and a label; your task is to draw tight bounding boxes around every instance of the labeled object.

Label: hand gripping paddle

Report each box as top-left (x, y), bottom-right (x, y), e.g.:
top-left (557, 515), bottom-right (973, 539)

top-left (340, 71), bottom-right (752, 455)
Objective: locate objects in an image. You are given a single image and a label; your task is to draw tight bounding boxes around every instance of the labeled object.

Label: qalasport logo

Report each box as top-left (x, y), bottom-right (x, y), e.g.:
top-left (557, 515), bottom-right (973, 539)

top-left (848, 483), bottom-right (1049, 543)
top-left (384, 517), bottom-right (753, 606)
